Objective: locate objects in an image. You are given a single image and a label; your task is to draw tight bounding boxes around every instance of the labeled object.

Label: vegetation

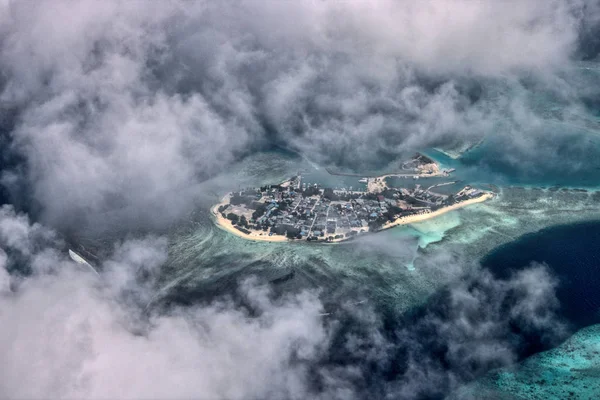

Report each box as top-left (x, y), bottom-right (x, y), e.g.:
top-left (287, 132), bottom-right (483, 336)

top-left (286, 227), bottom-right (300, 239)
top-left (383, 205), bottom-right (403, 221)
top-left (226, 213), bottom-right (239, 224)
top-left (252, 203), bottom-right (268, 220)
top-left (363, 193), bottom-right (379, 201)
top-left (302, 186), bottom-right (320, 196)
top-left (381, 188), bottom-right (397, 198)
top-left (368, 218), bottom-right (385, 231)
top-left (322, 188), bottom-right (339, 201)
top-left (235, 226), bottom-right (251, 235)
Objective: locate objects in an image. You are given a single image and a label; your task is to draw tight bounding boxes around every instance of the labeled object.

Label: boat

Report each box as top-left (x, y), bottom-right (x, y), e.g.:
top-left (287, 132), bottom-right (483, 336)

top-left (68, 249), bottom-right (99, 275)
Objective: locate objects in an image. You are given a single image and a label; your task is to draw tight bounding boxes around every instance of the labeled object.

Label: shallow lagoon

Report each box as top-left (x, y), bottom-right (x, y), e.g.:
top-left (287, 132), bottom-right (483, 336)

top-left (453, 324), bottom-right (600, 399)
top-left (161, 150), bottom-right (600, 307)
top-left (159, 149), bottom-right (600, 396)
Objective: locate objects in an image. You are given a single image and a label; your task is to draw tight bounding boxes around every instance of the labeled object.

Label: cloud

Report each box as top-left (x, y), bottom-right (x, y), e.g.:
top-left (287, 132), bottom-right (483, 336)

top-left (380, 264), bottom-right (566, 399)
top-left (0, 271), bottom-right (332, 400)
top-left (0, 271), bottom-right (335, 400)
top-left (0, 205), bottom-right (570, 399)
top-left (0, 206), bottom-right (334, 400)
top-left (0, 2), bottom-right (593, 397)
top-left (0, 1), bottom-right (251, 234)
top-left (0, 0), bottom-right (598, 234)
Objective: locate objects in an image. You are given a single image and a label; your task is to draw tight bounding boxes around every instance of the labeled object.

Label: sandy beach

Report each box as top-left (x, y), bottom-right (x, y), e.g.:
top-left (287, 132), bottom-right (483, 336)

top-left (211, 192), bottom-right (493, 243)
top-left (211, 197), bottom-right (289, 242)
top-left (380, 192), bottom-right (494, 230)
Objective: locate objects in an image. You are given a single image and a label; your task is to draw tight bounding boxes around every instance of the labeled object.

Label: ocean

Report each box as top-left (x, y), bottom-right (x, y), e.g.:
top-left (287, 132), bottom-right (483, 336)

top-left (482, 220), bottom-right (600, 329)
top-left (158, 147), bottom-right (600, 398)
top-left (452, 220), bottom-right (600, 398)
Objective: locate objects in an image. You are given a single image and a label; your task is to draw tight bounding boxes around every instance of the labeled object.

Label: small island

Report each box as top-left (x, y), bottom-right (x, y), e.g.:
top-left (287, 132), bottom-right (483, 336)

top-left (211, 155), bottom-right (494, 243)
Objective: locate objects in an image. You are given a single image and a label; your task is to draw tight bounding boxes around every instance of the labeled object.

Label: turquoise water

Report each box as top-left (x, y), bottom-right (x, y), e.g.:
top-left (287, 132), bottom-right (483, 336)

top-left (460, 130), bottom-right (600, 188)
top-left (420, 71), bottom-right (600, 190)
top-left (385, 175), bottom-right (465, 193)
top-left (425, 142), bottom-right (600, 189)
top-left (453, 324), bottom-right (600, 399)
top-left (161, 146), bottom-right (600, 398)
top-left (449, 220), bottom-right (600, 398)
top-left (300, 168), bottom-right (367, 191)
top-left (150, 57), bottom-right (600, 398)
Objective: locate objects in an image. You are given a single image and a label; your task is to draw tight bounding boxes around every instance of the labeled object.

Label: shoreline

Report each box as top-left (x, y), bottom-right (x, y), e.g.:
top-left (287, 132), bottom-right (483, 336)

top-left (379, 192), bottom-right (494, 230)
top-left (211, 192), bottom-right (494, 243)
top-left (211, 196), bottom-right (289, 242)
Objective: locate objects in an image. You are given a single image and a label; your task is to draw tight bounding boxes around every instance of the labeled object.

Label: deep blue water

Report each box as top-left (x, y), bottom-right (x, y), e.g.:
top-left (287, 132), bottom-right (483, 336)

top-left (482, 220), bottom-right (600, 329)
top-left (368, 221), bottom-right (600, 398)
top-left (321, 222), bottom-right (600, 399)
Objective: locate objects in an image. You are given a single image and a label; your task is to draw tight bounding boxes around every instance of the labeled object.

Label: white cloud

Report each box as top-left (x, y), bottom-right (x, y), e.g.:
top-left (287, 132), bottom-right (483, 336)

top-left (0, 206), bottom-right (570, 399)
top-left (0, 206), bottom-right (334, 400)
top-left (0, 271), bottom-right (329, 400)
top-left (0, 0), bottom-right (597, 233)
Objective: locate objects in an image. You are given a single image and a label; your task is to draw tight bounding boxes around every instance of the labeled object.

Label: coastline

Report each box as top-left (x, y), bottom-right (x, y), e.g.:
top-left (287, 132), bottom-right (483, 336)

top-left (211, 196), bottom-right (289, 242)
top-left (211, 192), bottom-right (494, 243)
top-left (379, 192), bottom-right (494, 230)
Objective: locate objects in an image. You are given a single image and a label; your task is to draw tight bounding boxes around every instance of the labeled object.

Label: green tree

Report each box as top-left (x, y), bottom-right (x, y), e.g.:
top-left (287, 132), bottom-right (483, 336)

top-left (323, 188), bottom-right (339, 201)
top-left (252, 204), bottom-right (268, 220)
top-left (226, 213), bottom-right (239, 224)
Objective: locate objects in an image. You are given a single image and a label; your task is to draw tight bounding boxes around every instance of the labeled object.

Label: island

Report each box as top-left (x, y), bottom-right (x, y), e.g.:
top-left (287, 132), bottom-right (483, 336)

top-left (211, 154), bottom-right (494, 243)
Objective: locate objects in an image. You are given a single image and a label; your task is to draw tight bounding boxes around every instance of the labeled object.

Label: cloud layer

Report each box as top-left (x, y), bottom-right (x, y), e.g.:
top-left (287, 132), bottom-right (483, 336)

top-left (0, 2), bottom-right (594, 398)
top-left (0, 0), bottom-right (598, 233)
top-left (0, 205), bottom-right (333, 399)
top-left (0, 205), bottom-right (568, 399)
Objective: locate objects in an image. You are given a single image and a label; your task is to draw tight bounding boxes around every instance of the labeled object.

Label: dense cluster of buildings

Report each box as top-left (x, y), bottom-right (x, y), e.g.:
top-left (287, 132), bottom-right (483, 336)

top-left (218, 174), bottom-right (487, 242)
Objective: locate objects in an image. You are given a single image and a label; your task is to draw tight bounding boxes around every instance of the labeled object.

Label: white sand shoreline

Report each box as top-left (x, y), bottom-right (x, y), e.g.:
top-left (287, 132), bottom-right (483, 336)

top-left (211, 192), bottom-right (494, 243)
top-left (211, 196), bottom-right (289, 242)
top-left (380, 192), bottom-right (494, 230)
